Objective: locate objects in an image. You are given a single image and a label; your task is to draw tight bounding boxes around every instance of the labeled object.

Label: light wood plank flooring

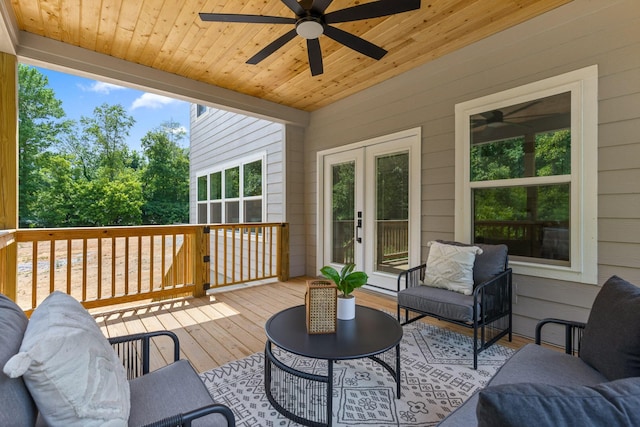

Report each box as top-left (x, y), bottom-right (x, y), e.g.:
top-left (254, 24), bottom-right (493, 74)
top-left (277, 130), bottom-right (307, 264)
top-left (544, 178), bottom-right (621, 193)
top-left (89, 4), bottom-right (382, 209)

top-left (93, 277), bottom-right (533, 374)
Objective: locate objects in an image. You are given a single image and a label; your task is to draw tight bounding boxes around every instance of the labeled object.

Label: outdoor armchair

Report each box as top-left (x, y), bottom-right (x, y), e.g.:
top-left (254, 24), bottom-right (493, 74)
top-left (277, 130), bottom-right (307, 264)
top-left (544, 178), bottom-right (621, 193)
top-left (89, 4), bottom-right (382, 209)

top-left (397, 241), bottom-right (512, 369)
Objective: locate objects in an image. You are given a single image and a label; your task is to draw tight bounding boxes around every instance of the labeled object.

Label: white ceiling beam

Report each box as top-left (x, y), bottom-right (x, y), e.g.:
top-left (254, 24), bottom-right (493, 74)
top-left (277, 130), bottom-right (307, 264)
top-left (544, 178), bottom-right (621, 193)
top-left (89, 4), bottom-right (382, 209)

top-left (16, 31), bottom-right (309, 127)
top-left (0, 0), bottom-right (18, 55)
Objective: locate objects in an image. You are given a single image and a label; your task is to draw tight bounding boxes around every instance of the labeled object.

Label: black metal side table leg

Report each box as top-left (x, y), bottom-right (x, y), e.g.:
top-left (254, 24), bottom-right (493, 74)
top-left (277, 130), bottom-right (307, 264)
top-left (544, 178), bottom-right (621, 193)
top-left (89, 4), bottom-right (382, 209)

top-left (395, 342), bottom-right (401, 398)
top-left (327, 359), bottom-right (333, 426)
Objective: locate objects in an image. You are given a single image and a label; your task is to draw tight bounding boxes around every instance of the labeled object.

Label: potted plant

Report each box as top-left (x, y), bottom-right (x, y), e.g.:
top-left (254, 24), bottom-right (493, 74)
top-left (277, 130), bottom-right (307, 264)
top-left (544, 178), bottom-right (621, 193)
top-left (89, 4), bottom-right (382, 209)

top-left (320, 264), bottom-right (368, 320)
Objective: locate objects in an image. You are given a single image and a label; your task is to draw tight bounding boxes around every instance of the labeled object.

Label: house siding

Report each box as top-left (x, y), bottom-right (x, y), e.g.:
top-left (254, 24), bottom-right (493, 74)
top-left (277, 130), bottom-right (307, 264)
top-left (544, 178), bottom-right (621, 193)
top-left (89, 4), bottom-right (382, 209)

top-left (189, 106), bottom-right (307, 278)
top-left (189, 106), bottom-right (285, 224)
top-left (303, 0), bottom-right (640, 341)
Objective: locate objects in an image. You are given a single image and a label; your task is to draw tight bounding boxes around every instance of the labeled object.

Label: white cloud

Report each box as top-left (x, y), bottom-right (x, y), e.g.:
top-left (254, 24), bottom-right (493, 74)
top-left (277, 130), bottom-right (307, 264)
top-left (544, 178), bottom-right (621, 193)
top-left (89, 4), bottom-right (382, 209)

top-left (131, 93), bottom-right (178, 110)
top-left (80, 81), bottom-right (126, 94)
top-left (167, 125), bottom-right (188, 135)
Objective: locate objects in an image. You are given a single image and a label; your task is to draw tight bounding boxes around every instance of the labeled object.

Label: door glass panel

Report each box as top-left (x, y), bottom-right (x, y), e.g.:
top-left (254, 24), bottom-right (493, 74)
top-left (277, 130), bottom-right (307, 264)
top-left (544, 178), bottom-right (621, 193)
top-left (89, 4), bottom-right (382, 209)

top-left (331, 162), bottom-right (355, 265)
top-left (375, 152), bottom-right (409, 273)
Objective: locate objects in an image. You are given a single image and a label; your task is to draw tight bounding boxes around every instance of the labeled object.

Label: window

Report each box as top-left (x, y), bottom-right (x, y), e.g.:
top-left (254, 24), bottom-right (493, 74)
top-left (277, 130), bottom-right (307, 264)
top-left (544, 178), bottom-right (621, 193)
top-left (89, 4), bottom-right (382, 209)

top-left (196, 104), bottom-right (207, 117)
top-left (455, 66), bottom-right (598, 284)
top-left (196, 156), bottom-right (264, 224)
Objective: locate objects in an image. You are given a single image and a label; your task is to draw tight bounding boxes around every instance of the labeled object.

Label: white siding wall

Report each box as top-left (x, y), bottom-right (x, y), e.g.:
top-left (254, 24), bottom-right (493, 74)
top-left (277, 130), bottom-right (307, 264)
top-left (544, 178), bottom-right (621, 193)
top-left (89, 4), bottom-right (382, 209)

top-left (303, 0), bottom-right (640, 341)
top-left (189, 107), bottom-right (285, 222)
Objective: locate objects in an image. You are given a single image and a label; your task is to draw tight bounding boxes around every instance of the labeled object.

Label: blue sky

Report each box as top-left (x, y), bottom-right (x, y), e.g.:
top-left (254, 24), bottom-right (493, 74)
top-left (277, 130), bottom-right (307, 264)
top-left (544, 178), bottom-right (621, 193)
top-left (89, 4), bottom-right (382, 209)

top-left (34, 65), bottom-right (191, 152)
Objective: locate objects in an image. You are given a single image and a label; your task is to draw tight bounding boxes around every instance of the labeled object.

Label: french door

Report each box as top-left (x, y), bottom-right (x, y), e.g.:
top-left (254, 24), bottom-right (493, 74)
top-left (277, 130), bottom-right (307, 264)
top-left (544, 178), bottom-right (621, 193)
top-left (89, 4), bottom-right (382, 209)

top-left (318, 129), bottom-right (421, 292)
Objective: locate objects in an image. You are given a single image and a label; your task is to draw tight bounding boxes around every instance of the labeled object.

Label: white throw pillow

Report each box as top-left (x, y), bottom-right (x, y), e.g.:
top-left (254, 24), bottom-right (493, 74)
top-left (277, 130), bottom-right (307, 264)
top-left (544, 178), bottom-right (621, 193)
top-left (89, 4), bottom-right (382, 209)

top-left (422, 241), bottom-right (483, 295)
top-left (3, 292), bottom-right (130, 427)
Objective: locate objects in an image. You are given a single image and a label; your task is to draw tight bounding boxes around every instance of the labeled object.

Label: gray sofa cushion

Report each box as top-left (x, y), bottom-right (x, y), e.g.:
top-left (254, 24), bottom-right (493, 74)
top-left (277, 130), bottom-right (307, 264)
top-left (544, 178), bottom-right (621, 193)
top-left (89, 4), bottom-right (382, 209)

top-left (128, 359), bottom-right (228, 427)
top-left (398, 285), bottom-right (475, 324)
top-left (580, 275), bottom-right (640, 380)
top-left (436, 241), bottom-right (507, 285)
top-left (0, 294), bottom-right (37, 427)
top-left (437, 343), bottom-right (608, 427)
top-left (476, 377), bottom-right (640, 427)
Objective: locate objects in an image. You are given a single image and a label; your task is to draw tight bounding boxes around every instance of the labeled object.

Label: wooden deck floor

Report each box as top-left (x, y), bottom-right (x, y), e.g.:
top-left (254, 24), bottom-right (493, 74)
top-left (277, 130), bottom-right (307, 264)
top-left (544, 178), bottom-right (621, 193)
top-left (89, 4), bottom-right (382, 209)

top-left (93, 277), bottom-right (533, 374)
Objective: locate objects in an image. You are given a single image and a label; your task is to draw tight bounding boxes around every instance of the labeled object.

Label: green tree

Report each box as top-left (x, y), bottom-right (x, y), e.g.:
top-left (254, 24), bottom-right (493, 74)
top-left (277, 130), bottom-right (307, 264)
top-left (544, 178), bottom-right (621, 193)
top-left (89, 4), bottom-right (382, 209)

top-left (79, 103), bottom-right (135, 181)
top-left (17, 64), bottom-right (72, 226)
top-left (140, 121), bottom-right (189, 224)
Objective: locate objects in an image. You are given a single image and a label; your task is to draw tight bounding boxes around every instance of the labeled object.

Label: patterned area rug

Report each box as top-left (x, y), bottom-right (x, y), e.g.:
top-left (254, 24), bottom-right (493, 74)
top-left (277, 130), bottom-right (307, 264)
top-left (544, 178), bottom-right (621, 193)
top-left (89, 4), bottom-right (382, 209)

top-left (200, 322), bottom-right (515, 426)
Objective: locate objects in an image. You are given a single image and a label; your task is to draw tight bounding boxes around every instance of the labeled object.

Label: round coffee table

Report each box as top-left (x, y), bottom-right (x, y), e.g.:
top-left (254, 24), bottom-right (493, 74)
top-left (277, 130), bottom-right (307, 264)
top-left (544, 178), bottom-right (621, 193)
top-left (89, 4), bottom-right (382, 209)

top-left (264, 305), bottom-right (402, 427)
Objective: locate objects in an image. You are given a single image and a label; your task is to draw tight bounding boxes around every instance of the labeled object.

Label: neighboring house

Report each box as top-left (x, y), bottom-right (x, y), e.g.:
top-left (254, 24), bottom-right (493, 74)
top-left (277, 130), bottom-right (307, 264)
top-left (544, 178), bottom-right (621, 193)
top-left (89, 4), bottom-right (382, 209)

top-left (1, 0), bottom-right (639, 344)
top-left (189, 105), bottom-right (306, 278)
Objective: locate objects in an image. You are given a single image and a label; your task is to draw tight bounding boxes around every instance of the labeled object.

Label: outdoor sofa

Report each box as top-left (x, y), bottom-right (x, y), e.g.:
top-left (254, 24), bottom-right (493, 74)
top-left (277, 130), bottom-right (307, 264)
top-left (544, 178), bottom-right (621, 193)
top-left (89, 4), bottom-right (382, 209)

top-left (0, 291), bottom-right (235, 427)
top-left (438, 275), bottom-right (640, 426)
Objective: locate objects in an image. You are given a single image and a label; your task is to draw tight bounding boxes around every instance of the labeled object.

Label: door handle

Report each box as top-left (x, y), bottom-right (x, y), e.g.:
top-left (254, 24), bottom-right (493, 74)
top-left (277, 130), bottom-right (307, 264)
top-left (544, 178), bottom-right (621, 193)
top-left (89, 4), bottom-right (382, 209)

top-left (356, 211), bottom-right (362, 243)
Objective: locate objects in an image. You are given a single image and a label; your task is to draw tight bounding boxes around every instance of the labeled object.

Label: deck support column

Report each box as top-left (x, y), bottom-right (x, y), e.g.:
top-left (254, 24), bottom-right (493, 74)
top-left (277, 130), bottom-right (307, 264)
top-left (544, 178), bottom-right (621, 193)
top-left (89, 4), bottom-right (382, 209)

top-left (277, 223), bottom-right (289, 282)
top-left (0, 51), bottom-right (18, 300)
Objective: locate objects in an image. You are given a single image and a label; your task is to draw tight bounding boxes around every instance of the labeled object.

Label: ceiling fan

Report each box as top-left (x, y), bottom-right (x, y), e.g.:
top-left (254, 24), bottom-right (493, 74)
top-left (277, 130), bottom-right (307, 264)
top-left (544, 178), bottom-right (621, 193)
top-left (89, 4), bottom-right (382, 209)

top-left (199, 0), bottom-right (421, 76)
top-left (471, 101), bottom-right (556, 129)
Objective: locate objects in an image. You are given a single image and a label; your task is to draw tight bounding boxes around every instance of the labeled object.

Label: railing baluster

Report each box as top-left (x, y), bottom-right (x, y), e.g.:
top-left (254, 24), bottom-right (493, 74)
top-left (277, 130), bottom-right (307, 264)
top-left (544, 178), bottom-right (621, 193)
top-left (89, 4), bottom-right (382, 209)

top-left (172, 234), bottom-right (177, 287)
top-left (125, 236), bottom-right (129, 295)
top-left (32, 241), bottom-right (37, 310)
top-left (150, 235), bottom-right (154, 291)
top-left (97, 238), bottom-right (102, 299)
top-left (49, 240), bottom-right (55, 294)
top-left (137, 236), bottom-right (142, 294)
top-left (66, 240), bottom-right (72, 295)
top-left (161, 235), bottom-right (166, 290)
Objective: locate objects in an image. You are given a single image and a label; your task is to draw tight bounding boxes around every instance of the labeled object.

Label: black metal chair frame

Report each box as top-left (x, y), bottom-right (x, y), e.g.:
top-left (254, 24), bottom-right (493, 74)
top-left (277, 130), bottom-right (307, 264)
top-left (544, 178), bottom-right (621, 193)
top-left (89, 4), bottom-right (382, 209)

top-left (108, 331), bottom-right (236, 427)
top-left (397, 263), bottom-right (513, 369)
top-left (535, 318), bottom-right (586, 356)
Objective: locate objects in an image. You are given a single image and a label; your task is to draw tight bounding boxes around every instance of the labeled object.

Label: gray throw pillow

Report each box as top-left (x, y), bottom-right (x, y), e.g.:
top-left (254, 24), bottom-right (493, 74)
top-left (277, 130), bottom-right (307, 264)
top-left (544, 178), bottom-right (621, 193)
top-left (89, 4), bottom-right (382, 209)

top-left (579, 275), bottom-right (640, 380)
top-left (476, 377), bottom-right (640, 427)
top-left (0, 294), bottom-right (37, 427)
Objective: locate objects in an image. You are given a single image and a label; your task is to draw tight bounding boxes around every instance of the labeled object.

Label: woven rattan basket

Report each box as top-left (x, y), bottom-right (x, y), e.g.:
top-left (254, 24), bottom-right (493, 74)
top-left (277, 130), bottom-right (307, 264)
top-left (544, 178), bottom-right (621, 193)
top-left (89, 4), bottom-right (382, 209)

top-left (305, 280), bottom-right (337, 334)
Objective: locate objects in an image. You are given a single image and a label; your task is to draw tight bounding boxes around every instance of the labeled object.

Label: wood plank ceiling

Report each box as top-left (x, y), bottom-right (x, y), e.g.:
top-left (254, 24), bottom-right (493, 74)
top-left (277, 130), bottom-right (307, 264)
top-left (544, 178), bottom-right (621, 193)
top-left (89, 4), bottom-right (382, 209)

top-left (10, 0), bottom-right (572, 112)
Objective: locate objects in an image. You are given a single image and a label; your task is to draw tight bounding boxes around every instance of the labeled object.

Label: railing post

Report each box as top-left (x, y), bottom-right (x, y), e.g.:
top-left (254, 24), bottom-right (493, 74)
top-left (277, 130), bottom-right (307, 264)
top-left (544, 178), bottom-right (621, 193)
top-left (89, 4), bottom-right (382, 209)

top-left (194, 226), bottom-right (210, 297)
top-left (277, 223), bottom-right (289, 282)
top-left (0, 53), bottom-right (18, 301)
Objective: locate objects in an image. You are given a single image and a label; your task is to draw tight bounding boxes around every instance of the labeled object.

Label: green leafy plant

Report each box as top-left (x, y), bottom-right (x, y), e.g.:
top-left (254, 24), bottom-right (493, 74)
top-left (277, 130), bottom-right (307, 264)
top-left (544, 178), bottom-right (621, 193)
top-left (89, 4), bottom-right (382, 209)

top-left (320, 264), bottom-right (368, 298)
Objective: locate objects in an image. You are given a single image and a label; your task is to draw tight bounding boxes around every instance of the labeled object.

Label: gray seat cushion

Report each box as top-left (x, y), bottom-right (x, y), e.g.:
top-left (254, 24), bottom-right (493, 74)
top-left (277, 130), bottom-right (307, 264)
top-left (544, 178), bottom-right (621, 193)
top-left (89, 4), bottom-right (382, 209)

top-left (398, 285), bottom-right (475, 323)
top-left (0, 294), bottom-right (37, 427)
top-left (437, 344), bottom-right (608, 427)
top-left (128, 359), bottom-right (228, 427)
top-left (580, 275), bottom-right (640, 380)
top-left (476, 377), bottom-right (640, 427)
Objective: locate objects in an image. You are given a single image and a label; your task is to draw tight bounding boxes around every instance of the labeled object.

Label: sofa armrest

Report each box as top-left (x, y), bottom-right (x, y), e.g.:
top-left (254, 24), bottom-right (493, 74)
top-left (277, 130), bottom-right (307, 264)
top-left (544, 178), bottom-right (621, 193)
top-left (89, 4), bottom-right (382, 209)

top-left (397, 263), bottom-right (426, 291)
top-left (535, 318), bottom-right (586, 356)
top-left (142, 403), bottom-right (236, 427)
top-left (109, 330), bottom-right (180, 379)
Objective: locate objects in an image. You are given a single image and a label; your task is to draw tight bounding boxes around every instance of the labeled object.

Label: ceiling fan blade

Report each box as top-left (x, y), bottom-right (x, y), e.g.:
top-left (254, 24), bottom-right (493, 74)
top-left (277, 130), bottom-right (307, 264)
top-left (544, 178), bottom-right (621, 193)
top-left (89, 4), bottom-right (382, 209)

top-left (281, 0), bottom-right (305, 16)
top-left (307, 38), bottom-right (324, 76)
top-left (325, 0), bottom-right (421, 24)
top-left (324, 26), bottom-right (387, 60)
top-left (246, 29), bottom-right (298, 64)
top-left (199, 13), bottom-right (296, 24)
top-left (311, 0), bottom-right (334, 14)
top-left (503, 100), bottom-right (541, 118)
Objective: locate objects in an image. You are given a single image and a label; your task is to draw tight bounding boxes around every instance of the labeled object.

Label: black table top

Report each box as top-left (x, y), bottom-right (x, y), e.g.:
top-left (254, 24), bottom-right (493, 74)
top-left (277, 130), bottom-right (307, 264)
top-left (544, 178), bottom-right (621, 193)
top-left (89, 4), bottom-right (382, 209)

top-left (265, 305), bottom-right (403, 360)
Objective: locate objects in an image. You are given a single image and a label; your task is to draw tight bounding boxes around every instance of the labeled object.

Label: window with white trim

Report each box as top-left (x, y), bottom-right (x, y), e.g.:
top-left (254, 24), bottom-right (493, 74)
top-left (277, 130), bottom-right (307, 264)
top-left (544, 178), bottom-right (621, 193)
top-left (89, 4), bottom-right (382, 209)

top-left (455, 66), bottom-right (598, 284)
top-left (196, 156), bottom-right (264, 224)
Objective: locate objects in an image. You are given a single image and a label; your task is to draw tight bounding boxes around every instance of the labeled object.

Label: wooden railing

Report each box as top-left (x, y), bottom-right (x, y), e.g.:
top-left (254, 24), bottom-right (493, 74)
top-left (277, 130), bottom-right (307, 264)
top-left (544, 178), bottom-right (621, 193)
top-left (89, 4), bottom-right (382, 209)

top-left (2, 223), bottom-right (288, 314)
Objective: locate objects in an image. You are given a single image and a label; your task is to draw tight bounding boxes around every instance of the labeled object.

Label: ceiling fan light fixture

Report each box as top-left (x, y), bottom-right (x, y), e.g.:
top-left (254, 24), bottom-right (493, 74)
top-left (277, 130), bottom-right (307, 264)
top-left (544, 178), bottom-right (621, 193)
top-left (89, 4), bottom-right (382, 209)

top-left (296, 18), bottom-right (324, 39)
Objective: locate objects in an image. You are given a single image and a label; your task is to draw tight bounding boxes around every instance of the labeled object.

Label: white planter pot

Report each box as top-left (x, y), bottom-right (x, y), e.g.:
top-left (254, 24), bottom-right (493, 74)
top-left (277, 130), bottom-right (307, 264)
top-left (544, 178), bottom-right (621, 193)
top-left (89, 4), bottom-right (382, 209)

top-left (337, 296), bottom-right (356, 320)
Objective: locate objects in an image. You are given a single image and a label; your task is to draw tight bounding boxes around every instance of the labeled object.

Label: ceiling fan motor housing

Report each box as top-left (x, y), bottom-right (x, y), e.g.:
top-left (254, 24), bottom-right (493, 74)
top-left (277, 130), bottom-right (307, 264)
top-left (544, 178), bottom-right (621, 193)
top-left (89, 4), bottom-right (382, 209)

top-left (296, 16), bottom-right (324, 39)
